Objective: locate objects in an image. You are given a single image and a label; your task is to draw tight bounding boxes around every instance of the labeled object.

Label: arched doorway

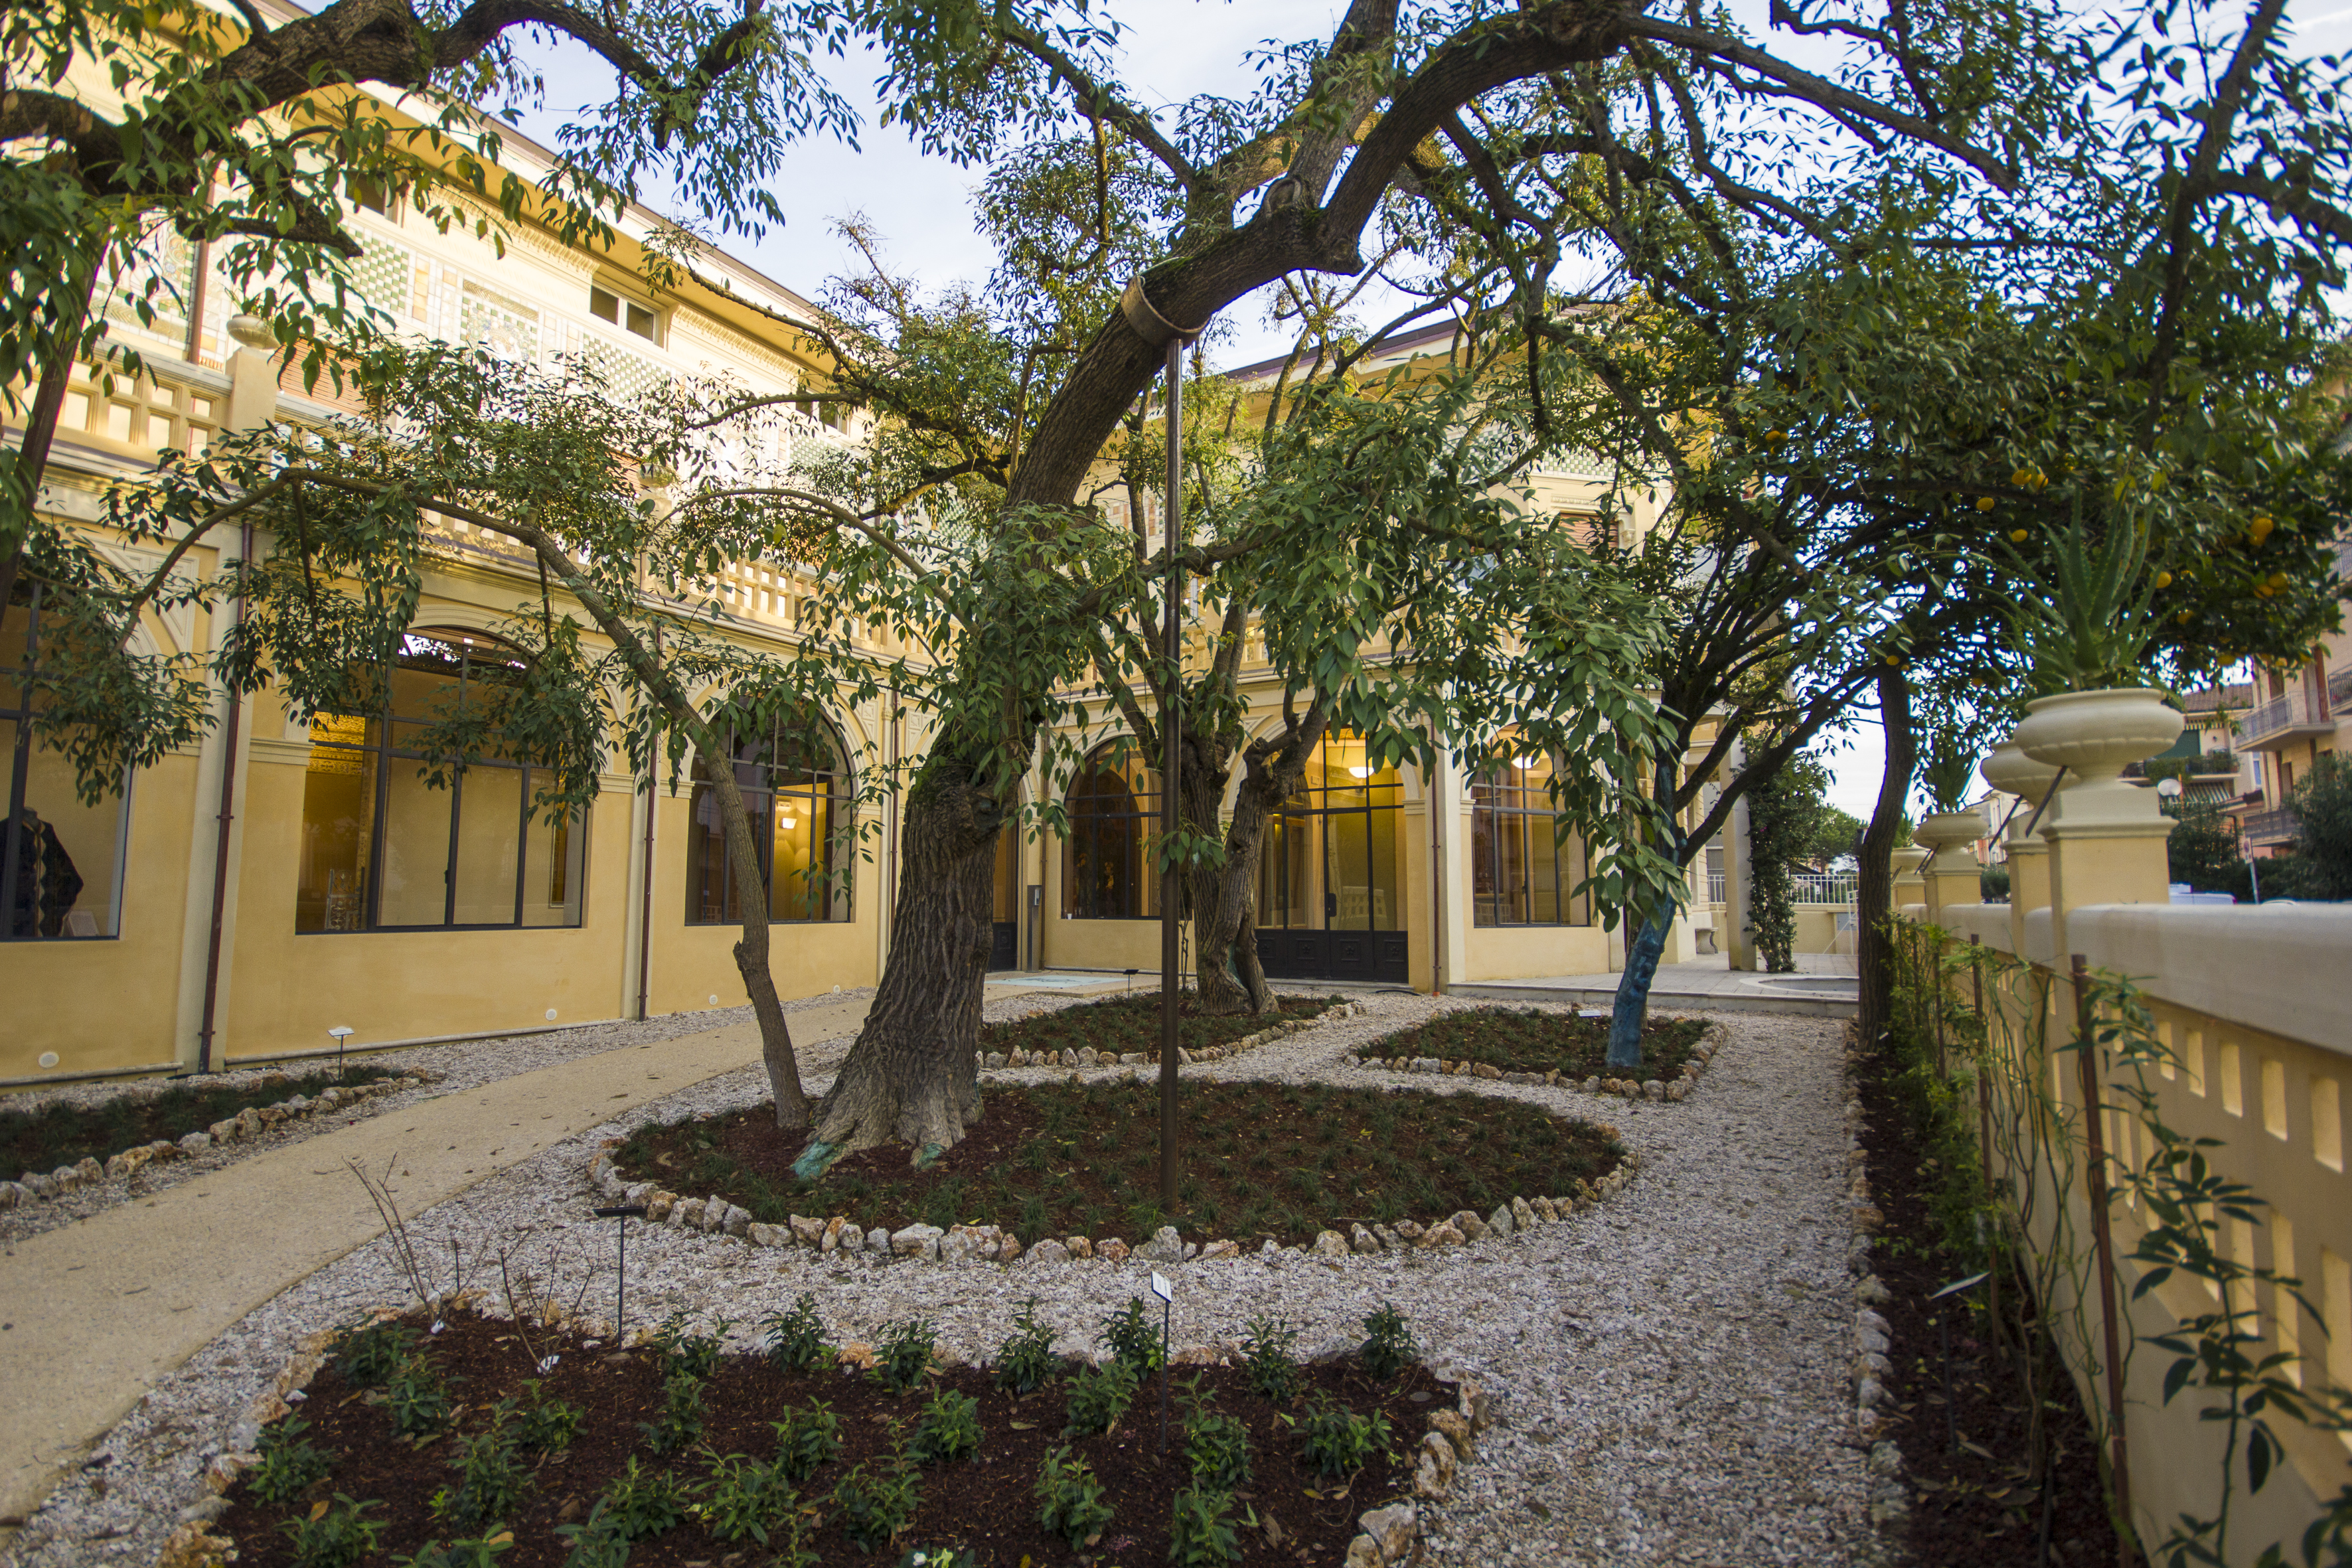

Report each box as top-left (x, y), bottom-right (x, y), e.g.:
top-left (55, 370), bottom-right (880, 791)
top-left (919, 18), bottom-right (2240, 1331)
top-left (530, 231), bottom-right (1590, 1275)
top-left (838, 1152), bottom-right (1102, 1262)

top-left (1255, 731), bottom-right (1409, 984)
top-left (990, 817), bottom-right (1020, 970)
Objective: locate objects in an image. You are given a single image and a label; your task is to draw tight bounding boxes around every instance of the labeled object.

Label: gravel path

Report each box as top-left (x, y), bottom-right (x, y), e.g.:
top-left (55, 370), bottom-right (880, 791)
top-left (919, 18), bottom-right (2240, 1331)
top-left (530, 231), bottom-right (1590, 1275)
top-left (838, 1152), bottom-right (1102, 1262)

top-left (0, 991), bottom-right (1875, 1568)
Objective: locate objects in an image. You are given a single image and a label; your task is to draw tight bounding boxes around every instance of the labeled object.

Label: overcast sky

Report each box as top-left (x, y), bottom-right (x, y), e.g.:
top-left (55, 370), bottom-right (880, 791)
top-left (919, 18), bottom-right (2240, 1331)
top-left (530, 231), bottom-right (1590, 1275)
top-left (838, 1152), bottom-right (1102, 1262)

top-left (506, 0), bottom-right (2349, 822)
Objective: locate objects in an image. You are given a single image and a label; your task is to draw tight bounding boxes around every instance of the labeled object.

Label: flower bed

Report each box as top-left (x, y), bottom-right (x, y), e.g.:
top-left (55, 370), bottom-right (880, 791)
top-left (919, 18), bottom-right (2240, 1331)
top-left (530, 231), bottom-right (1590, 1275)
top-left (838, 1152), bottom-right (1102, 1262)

top-left (608, 1080), bottom-right (1629, 1259)
top-left (978, 992), bottom-right (1350, 1070)
top-left (1356, 1008), bottom-right (1721, 1101)
top-left (196, 1299), bottom-right (1486, 1567)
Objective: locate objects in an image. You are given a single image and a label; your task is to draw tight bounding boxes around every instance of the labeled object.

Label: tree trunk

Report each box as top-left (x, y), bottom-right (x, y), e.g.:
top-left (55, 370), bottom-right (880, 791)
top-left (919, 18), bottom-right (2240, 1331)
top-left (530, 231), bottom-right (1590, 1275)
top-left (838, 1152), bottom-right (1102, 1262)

top-left (0, 246), bottom-right (103, 611)
top-left (698, 757), bottom-right (809, 1129)
top-left (797, 756), bottom-right (1004, 1170)
top-left (1857, 666), bottom-right (1916, 1045)
top-left (1196, 702), bottom-right (1329, 1016)
top-left (1606, 756), bottom-right (1687, 1067)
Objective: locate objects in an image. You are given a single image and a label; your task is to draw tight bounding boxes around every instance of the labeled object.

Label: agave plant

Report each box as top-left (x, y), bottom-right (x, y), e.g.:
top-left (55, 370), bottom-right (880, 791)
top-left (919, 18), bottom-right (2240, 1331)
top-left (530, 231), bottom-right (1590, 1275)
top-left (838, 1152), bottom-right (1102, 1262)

top-left (1996, 499), bottom-right (2166, 692)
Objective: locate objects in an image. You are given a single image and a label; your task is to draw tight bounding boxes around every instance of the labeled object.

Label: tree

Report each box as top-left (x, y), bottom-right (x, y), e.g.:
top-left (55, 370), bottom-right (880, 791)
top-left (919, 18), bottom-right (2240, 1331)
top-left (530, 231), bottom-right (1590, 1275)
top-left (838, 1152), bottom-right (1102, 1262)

top-left (2167, 802), bottom-right (2251, 900)
top-left (20, 342), bottom-right (939, 1124)
top-left (1746, 751), bottom-right (1840, 972)
top-left (2283, 757), bottom-right (2352, 901)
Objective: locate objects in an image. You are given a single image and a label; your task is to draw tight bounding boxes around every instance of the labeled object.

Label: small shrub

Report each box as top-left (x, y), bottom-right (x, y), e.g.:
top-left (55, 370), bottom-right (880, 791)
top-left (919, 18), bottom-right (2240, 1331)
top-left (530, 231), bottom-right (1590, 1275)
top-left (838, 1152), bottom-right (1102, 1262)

top-left (992, 1298), bottom-right (1058, 1395)
top-left (386, 1356), bottom-right (455, 1438)
top-left (1294, 1395), bottom-right (1390, 1479)
top-left (392, 1535), bottom-right (514, 1568)
top-left (898, 1548), bottom-right (977, 1568)
top-left (698, 1452), bottom-right (796, 1545)
top-left (1183, 1409), bottom-right (1253, 1492)
top-left (1034, 1445), bottom-right (1113, 1549)
top-left (907, 1388), bottom-right (982, 1465)
top-left (648, 1310), bottom-right (728, 1384)
top-left (437, 1419), bottom-right (529, 1529)
top-left (1360, 1302), bottom-right (1418, 1380)
top-left (601, 1456), bottom-right (689, 1540)
top-left (1168, 1484), bottom-right (1242, 1567)
top-left (763, 1293), bottom-right (829, 1372)
top-left (1101, 1296), bottom-right (1163, 1375)
top-left (1239, 1314), bottom-right (1302, 1404)
top-left (1062, 1358), bottom-right (1137, 1437)
top-left (637, 1370), bottom-right (706, 1454)
top-left (552, 1500), bottom-right (630, 1568)
top-left (833, 1455), bottom-right (919, 1554)
top-left (870, 1317), bottom-right (939, 1394)
top-left (771, 1400), bottom-right (843, 1482)
top-left (333, 1320), bottom-right (417, 1385)
top-left (279, 1494), bottom-right (384, 1568)
top-left (249, 1417), bottom-right (333, 1506)
top-left (509, 1382), bottom-right (582, 1453)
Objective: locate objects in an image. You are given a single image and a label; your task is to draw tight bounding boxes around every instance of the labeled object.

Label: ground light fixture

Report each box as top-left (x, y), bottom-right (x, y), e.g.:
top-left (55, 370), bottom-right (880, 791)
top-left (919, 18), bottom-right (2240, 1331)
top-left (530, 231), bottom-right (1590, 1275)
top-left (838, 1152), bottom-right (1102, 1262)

top-left (593, 1204), bottom-right (648, 1338)
top-left (327, 1025), bottom-right (354, 1081)
top-left (1929, 1271), bottom-right (1990, 1454)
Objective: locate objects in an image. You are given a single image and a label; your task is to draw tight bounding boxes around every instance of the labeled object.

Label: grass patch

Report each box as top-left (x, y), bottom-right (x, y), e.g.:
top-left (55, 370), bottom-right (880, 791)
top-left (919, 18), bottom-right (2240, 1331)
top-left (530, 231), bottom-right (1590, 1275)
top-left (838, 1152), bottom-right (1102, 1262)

top-left (619, 1079), bottom-right (1621, 1246)
top-left (1, 1065), bottom-right (402, 1177)
top-left (979, 992), bottom-right (1344, 1058)
top-left (1362, 1006), bottom-right (1707, 1080)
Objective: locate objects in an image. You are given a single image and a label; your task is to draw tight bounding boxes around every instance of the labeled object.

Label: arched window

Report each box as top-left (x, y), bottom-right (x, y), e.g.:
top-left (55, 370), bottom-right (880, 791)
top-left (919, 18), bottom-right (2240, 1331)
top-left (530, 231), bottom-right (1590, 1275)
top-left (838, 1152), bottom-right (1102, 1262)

top-left (685, 715), bottom-right (852, 924)
top-left (1470, 743), bottom-right (1590, 927)
top-left (297, 629), bottom-right (588, 932)
top-left (1065, 740), bottom-right (1158, 920)
top-left (5, 580), bottom-right (130, 940)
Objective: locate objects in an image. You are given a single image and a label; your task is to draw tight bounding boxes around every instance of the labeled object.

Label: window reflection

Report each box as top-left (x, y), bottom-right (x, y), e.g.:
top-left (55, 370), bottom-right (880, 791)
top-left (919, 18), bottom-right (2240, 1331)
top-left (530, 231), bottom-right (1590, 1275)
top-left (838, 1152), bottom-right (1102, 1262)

top-left (684, 716), bottom-right (852, 925)
top-left (3, 584), bottom-right (128, 940)
top-left (1065, 740), bottom-right (1158, 919)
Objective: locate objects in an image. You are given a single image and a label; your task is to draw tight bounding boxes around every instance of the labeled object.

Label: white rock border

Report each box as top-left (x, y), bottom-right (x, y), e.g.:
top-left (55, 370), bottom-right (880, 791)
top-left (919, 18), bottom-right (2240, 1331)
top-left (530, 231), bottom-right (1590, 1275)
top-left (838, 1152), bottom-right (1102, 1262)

top-left (0, 1072), bottom-right (433, 1210)
top-left (165, 1292), bottom-right (1492, 1568)
top-left (1841, 1019), bottom-right (1910, 1549)
top-left (590, 1141), bottom-right (1641, 1268)
top-left (975, 996), bottom-right (1364, 1073)
top-left (1354, 1013), bottom-right (1730, 1103)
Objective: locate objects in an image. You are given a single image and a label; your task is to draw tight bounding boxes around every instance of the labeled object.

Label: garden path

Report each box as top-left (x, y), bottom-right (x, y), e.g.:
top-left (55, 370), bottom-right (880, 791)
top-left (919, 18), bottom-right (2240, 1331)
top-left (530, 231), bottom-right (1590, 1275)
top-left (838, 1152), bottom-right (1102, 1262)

top-left (0, 998), bottom-right (870, 1536)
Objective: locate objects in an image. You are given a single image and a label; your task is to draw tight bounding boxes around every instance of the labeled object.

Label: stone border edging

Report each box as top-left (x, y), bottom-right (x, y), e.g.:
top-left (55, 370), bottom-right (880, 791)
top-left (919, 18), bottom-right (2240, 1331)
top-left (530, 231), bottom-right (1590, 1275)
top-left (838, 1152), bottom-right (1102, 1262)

top-left (158, 1302), bottom-right (1490, 1568)
top-left (975, 997), bottom-right (1364, 1073)
top-left (1840, 1019), bottom-right (1909, 1549)
top-left (0, 1073), bottom-right (435, 1211)
top-left (1354, 1016), bottom-right (1730, 1103)
top-left (591, 1142), bottom-right (1640, 1267)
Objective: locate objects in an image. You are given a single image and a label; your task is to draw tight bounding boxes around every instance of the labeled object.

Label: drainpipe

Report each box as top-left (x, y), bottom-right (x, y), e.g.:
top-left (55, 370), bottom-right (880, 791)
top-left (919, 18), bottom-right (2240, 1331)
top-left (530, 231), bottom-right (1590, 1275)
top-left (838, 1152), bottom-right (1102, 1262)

top-left (1429, 749), bottom-right (1447, 995)
top-left (193, 521), bottom-right (251, 1074)
top-left (635, 625), bottom-right (663, 1021)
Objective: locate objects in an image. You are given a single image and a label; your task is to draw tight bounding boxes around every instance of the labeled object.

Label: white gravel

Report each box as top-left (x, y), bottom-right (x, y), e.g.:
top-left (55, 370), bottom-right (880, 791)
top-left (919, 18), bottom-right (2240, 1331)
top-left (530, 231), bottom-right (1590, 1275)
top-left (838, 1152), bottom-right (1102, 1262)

top-left (1, 990), bottom-right (1877, 1568)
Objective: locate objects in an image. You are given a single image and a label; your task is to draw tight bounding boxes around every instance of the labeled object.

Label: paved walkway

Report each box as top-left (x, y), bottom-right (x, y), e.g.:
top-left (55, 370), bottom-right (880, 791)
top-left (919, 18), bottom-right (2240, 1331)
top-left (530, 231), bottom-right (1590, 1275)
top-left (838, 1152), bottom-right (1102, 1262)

top-left (1453, 953), bottom-right (1858, 1017)
top-left (0, 998), bottom-right (871, 1530)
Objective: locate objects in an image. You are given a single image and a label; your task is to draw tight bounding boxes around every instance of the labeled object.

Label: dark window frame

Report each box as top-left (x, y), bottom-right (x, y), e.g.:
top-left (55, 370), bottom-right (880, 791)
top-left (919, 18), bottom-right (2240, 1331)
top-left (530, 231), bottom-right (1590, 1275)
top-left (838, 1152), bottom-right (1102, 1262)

top-left (1064, 740), bottom-right (1158, 920)
top-left (1470, 745), bottom-right (1589, 928)
top-left (684, 717), bottom-right (854, 926)
top-left (3, 581), bottom-right (131, 941)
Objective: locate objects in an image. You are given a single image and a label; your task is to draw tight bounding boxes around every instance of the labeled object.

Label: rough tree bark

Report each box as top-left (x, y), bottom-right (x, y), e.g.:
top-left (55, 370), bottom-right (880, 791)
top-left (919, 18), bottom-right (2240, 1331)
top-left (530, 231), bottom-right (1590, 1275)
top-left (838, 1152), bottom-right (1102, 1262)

top-left (795, 752), bottom-right (1006, 1170)
top-left (1856, 665), bottom-right (1915, 1044)
top-left (1196, 700), bottom-right (1331, 1015)
top-left (1607, 755), bottom-right (1685, 1068)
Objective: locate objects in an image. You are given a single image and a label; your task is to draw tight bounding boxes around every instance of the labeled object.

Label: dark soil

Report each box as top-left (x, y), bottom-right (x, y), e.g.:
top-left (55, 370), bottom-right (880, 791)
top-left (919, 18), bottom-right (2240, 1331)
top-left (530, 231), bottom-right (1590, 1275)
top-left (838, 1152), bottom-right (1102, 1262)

top-left (0, 1064), bottom-right (401, 1177)
top-left (619, 1079), bottom-right (1624, 1247)
top-left (980, 993), bottom-right (1345, 1058)
top-left (1853, 1043), bottom-right (2126, 1567)
top-left (1360, 1007), bottom-right (1707, 1081)
top-left (219, 1306), bottom-right (1451, 1567)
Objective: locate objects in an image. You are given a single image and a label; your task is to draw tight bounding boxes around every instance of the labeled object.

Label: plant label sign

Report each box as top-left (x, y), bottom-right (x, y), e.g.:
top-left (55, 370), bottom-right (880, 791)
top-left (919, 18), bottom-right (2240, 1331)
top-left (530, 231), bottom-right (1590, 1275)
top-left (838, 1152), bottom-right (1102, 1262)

top-left (1150, 1271), bottom-right (1172, 1304)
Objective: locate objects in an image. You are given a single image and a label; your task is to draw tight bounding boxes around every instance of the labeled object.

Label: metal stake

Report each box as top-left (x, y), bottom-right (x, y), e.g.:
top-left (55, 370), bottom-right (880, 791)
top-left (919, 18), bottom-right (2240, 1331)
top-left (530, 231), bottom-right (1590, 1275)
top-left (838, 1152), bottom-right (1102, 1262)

top-left (1158, 331), bottom-right (1184, 1212)
top-left (594, 1204), bottom-right (645, 1340)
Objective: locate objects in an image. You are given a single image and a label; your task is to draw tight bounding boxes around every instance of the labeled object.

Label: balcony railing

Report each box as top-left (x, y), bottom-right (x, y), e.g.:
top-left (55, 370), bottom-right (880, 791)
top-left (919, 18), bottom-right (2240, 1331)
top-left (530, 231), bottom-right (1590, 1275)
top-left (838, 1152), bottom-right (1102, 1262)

top-left (2236, 688), bottom-right (2334, 749)
top-left (1705, 872), bottom-right (1726, 904)
top-left (1793, 871), bottom-right (1857, 904)
top-left (2242, 806), bottom-right (2301, 843)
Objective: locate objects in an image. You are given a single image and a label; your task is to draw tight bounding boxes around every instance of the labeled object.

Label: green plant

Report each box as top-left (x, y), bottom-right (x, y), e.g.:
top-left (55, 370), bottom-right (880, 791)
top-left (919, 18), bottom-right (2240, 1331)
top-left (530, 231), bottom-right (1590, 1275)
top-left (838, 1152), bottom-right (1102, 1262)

top-left (870, 1317), bottom-right (939, 1393)
top-left (1168, 1484), bottom-right (1242, 1567)
top-left (333, 1319), bottom-right (420, 1386)
top-left (508, 1382), bottom-right (583, 1453)
top-left (437, 1419), bottom-right (529, 1528)
top-left (392, 1535), bottom-right (514, 1568)
top-left (993, 1298), bottom-right (1058, 1395)
top-left (763, 1293), bottom-right (829, 1372)
top-left (637, 1368), bottom-right (707, 1454)
top-left (600, 1456), bottom-right (689, 1541)
top-left (1034, 1445), bottom-right (1113, 1549)
top-left (552, 1500), bottom-right (631, 1568)
top-left (1102, 1296), bottom-right (1163, 1375)
top-left (386, 1356), bottom-right (455, 1437)
top-left (1062, 1358), bottom-right (1137, 1437)
top-left (907, 1388), bottom-right (982, 1464)
top-left (771, 1400), bottom-right (843, 1481)
top-left (698, 1452), bottom-right (796, 1545)
top-left (1183, 1408), bottom-right (1253, 1492)
top-left (1239, 1314), bottom-right (1302, 1404)
top-left (897, 1548), bottom-right (978, 1568)
top-left (1917, 730), bottom-right (1980, 816)
top-left (1996, 503), bottom-right (2163, 692)
top-left (279, 1494), bottom-right (385, 1568)
top-left (648, 1310), bottom-right (729, 1383)
top-left (1294, 1395), bottom-right (1390, 1479)
top-left (249, 1417), bottom-right (334, 1506)
top-left (1360, 1302), bottom-right (1418, 1380)
top-left (833, 1454), bottom-right (919, 1555)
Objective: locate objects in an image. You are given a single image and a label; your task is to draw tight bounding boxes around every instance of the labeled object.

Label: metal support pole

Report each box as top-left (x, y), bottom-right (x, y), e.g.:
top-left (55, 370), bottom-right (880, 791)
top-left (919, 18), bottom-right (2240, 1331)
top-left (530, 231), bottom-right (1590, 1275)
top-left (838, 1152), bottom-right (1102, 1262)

top-left (595, 1204), bottom-right (645, 1340)
top-left (1158, 333), bottom-right (1184, 1213)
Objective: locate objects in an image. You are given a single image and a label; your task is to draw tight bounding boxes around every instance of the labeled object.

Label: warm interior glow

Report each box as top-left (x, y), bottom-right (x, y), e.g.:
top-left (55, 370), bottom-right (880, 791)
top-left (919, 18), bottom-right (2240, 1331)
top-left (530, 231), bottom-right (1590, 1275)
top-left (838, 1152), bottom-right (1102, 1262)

top-left (779, 813), bottom-right (797, 830)
top-left (1347, 765), bottom-right (1373, 779)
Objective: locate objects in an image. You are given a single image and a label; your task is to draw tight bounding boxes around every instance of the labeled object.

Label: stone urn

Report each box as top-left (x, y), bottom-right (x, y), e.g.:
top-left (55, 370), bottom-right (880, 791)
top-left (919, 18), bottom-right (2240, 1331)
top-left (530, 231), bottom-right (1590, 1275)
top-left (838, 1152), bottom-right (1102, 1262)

top-left (1981, 741), bottom-right (2062, 831)
top-left (1913, 812), bottom-right (1985, 854)
top-left (2012, 688), bottom-right (2183, 787)
top-left (1891, 846), bottom-right (1930, 879)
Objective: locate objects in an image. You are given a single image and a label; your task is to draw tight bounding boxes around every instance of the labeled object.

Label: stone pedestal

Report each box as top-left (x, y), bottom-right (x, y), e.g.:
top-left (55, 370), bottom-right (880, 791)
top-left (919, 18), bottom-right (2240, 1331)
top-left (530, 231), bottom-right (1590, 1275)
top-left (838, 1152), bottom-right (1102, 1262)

top-left (1915, 812), bottom-right (1986, 920)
